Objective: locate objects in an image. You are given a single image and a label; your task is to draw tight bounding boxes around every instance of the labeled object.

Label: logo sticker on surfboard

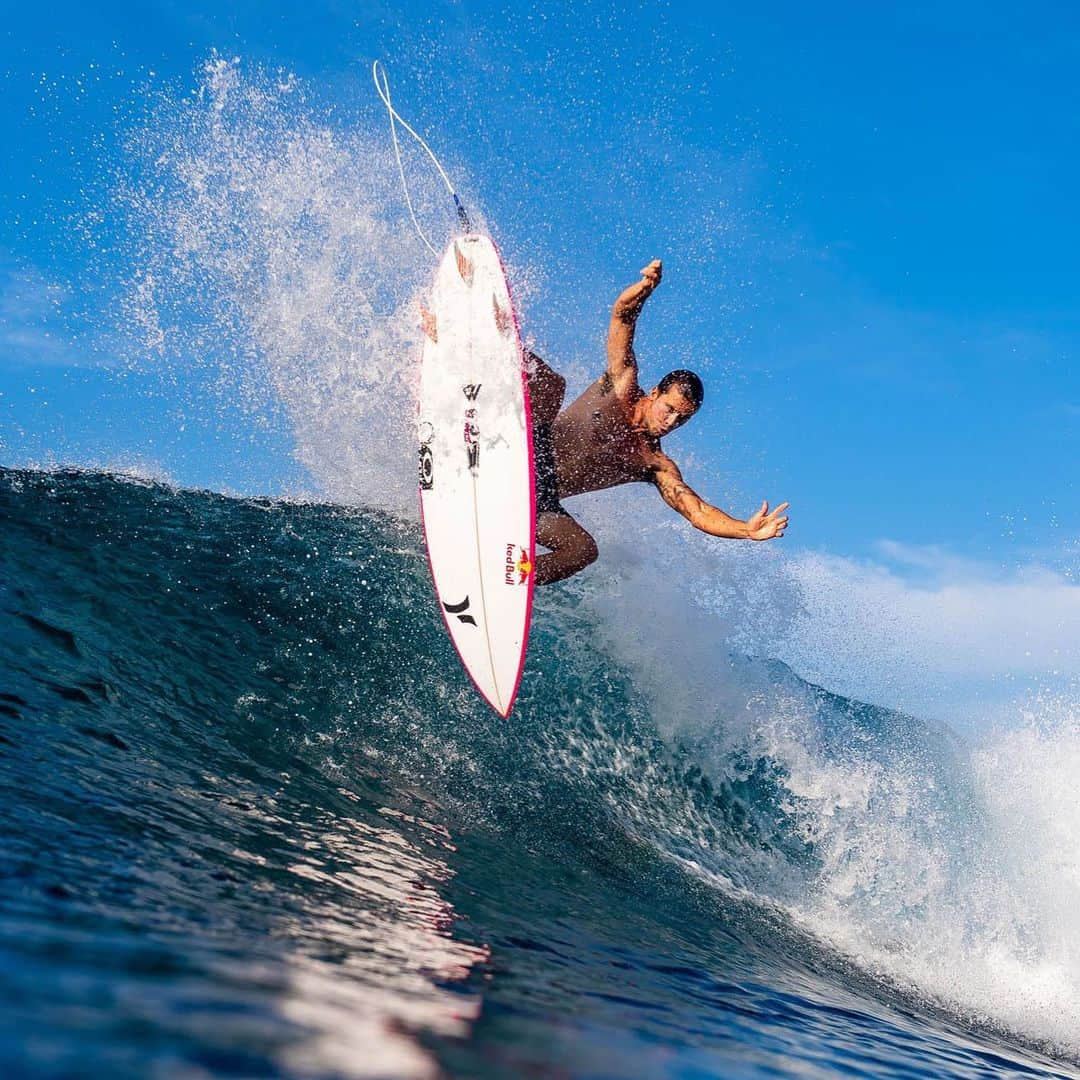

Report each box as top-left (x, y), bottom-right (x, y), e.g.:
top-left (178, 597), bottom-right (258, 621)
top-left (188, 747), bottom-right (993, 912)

top-left (504, 544), bottom-right (532, 585)
top-left (418, 421), bottom-right (435, 490)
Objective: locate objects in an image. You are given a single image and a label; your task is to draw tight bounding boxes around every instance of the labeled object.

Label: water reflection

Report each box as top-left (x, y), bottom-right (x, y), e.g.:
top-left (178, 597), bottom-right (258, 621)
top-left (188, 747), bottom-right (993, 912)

top-left (272, 797), bottom-right (488, 1079)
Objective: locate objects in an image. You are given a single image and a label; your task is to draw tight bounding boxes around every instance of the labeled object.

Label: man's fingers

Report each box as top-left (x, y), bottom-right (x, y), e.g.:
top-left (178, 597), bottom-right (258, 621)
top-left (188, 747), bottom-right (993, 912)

top-left (640, 259), bottom-right (663, 283)
top-left (756, 508), bottom-right (789, 540)
top-left (772, 502), bottom-right (790, 516)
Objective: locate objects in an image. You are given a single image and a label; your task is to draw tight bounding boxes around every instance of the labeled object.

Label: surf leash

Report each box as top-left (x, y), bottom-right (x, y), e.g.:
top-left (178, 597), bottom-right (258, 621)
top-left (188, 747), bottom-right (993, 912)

top-left (372, 60), bottom-right (472, 257)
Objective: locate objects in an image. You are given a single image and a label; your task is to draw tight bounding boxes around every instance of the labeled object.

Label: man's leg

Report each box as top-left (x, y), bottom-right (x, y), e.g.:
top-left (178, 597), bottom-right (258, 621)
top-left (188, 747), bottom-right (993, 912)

top-left (526, 350), bottom-right (566, 426)
top-left (535, 510), bottom-right (598, 586)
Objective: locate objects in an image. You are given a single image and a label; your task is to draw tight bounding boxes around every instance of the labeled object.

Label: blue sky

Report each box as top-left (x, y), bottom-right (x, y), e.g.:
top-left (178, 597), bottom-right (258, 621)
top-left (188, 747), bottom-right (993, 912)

top-left (2, 1), bottom-right (1078, 573)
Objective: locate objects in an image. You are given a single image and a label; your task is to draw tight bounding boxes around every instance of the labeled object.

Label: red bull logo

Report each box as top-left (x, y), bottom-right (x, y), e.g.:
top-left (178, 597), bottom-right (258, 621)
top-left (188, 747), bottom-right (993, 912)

top-left (505, 544), bottom-right (532, 585)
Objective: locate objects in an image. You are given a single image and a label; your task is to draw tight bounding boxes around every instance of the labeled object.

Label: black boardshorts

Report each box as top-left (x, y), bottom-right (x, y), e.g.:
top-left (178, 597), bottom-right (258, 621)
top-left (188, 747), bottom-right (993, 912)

top-left (533, 423), bottom-right (568, 517)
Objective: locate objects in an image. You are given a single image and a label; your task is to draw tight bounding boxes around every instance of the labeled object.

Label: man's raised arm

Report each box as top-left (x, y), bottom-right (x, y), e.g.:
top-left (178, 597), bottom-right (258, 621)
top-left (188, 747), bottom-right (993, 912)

top-left (607, 259), bottom-right (662, 393)
top-left (652, 454), bottom-right (789, 541)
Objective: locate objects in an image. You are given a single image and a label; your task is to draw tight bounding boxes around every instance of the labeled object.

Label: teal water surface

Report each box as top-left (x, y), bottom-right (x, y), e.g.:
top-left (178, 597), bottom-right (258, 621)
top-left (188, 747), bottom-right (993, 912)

top-left (1, 467), bottom-right (1075, 1079)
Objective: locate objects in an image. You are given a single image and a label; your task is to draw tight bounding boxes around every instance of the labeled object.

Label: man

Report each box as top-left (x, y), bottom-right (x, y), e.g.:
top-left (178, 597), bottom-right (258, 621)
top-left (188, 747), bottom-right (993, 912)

top-left (528, 259), bottom-right (789, 586)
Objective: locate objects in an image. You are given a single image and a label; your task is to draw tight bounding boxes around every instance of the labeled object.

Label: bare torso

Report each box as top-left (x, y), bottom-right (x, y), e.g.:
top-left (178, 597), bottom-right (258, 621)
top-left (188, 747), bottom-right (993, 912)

top-left (550, 375), bottom-right (663, 499)
top-left (524, 259), bottom-right (787, 588)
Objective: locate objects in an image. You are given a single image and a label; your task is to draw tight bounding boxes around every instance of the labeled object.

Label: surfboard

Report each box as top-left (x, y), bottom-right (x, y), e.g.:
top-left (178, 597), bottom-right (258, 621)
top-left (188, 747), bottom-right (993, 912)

top-left (418, 234), bottom-right (535, 717)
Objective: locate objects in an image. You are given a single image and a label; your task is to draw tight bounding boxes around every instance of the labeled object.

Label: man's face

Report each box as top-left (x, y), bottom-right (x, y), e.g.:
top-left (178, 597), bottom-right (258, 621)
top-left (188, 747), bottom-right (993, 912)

top-left (645, 386), bottom-right (697, 437)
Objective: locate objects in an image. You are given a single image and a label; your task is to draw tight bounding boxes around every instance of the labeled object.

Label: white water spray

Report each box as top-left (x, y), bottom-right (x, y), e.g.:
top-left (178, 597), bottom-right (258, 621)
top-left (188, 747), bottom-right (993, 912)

top-left (120, 56), bottom-right (467, 513)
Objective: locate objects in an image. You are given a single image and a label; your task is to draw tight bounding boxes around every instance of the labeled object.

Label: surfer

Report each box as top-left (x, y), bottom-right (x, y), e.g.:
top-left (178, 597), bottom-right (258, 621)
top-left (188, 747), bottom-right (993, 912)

top-left (528, 259), bottom-right (789, 586)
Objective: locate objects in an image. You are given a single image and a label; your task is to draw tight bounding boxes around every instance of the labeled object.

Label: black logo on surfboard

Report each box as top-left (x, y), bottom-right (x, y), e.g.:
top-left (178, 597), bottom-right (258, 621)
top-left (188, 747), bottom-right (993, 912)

top-left (442, 596), bottom-right (477, 626)
top-left (464, 407), bottom-right (479, 471)
top-left (462, 383), bottom-right (481, 401)
top-left (418, 421), bottom-right (435, 490)
top-left (418, 444), bottom-right (434, 490)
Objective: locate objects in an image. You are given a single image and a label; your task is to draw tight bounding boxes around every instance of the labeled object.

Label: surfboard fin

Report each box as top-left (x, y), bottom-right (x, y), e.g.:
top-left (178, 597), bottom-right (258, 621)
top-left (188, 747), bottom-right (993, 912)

top-left (420, 303), bottom-right (438, 343)
top-left (493, 294), bottom-right (512, 336)
top-left (454, 242), bottom-right (474, 286)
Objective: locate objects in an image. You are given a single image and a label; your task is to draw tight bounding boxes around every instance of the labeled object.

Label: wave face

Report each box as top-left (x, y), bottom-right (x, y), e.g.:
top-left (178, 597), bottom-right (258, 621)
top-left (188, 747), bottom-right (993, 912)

top-left (2, 466), bottom-right (1078, 1079)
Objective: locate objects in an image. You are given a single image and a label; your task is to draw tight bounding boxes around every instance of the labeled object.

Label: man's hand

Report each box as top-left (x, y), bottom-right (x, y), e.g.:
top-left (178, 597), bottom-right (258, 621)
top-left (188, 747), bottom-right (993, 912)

top-left (613, 258), bottom-right (663, 321)
top-left (639, 259), bottom-right (662, 290)
top-left (745, 500), bottom-right (789, 541)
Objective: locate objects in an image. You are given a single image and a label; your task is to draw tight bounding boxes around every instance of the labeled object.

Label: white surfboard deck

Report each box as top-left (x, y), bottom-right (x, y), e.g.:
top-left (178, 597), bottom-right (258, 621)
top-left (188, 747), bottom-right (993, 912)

top-left (418, 234), bottom-right (535, 717)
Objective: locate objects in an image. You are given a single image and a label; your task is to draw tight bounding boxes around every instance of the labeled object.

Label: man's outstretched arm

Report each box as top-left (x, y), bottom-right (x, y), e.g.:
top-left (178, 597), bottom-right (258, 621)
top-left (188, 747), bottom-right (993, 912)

top-left (607, 259), bottom-right (662, 392)
top-left (652, 455), bottom-right (789, 541)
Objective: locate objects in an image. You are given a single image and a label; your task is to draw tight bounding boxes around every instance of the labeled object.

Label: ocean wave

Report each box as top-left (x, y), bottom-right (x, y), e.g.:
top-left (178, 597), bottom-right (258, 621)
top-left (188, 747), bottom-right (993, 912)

top-left (2, 467), bottom-right (1078, 1077)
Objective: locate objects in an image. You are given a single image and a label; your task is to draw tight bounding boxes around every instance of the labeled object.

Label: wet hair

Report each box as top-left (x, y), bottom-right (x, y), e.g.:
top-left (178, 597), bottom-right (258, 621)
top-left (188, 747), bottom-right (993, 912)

top-left (657, 369), bottom-right (704, 410)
